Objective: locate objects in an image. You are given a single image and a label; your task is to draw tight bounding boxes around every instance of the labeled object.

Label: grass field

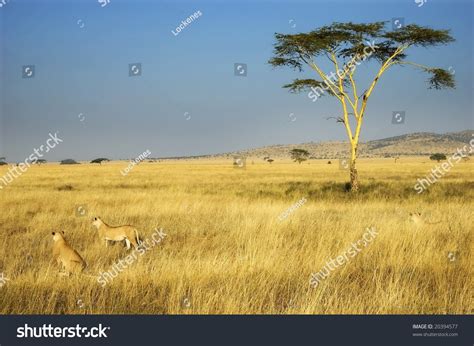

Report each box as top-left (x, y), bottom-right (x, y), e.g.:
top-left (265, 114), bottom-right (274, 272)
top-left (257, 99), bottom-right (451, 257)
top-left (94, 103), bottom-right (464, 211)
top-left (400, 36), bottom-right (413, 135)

top-left (0, 158), bottom-right (472, 314)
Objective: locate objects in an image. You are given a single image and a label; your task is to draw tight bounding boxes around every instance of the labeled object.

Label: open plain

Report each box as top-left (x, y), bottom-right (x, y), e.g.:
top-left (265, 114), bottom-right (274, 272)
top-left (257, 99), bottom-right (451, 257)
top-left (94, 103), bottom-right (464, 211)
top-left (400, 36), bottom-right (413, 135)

top-left (0, 158), bottom-right (472, 314)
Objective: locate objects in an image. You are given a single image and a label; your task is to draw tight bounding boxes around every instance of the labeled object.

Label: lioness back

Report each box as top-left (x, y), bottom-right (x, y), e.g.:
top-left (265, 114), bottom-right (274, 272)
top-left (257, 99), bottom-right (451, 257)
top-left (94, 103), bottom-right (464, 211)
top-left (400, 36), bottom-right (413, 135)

top-left (93, 217), bottom-right (140, 249)
top-left (106, 226), bottom-right (136, 240)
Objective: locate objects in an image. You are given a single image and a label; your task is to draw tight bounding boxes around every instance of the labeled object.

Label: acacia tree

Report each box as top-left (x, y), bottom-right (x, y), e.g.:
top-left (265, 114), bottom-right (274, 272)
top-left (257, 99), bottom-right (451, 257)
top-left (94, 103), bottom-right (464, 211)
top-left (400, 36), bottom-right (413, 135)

top-left (430, 153), bottom-right (447, 162)
top-left (91, 158), bottom-right (110, 165)
top-left (269, 22), bottom-right (455, 191)
top-left (290, 148), bottom-right (310, 164)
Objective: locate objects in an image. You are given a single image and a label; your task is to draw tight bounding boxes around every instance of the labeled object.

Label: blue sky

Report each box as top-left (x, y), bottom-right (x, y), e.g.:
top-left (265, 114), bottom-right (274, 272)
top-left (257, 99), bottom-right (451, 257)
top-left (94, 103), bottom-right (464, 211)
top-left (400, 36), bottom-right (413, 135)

top-left (0, 0), bottom-right (472, 161)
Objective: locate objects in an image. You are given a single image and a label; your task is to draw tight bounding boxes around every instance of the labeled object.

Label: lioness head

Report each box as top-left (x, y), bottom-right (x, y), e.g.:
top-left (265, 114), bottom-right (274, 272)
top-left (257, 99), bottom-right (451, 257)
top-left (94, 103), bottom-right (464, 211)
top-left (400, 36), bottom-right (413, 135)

top-left (409, 212), bottom-right (423, 223)
top-left (52, 231), bottom-right (65, 242)
top-left (92, 216), bottom-right (102, 229)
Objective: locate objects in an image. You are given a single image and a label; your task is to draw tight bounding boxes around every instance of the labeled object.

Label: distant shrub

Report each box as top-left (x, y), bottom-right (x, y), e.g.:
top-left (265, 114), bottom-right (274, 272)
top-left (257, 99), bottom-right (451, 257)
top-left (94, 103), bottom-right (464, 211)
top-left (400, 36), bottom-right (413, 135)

top-left (429, 153), bottom-right (447, 162)
top-left (60, 159), bottom-right (80, 165)
top-left (91, 158), bottom-right (110, 164)
top-left (57, 184), bottom-right (74, 191)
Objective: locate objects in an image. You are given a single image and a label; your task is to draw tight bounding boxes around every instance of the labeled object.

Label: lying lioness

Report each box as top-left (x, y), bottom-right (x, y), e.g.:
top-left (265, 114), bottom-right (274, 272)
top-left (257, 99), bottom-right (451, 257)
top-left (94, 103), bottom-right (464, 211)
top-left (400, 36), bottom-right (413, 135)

top-left (409, 212), bottom-right (442, 226)
top-left (92, 216), bottom-right (140, 250)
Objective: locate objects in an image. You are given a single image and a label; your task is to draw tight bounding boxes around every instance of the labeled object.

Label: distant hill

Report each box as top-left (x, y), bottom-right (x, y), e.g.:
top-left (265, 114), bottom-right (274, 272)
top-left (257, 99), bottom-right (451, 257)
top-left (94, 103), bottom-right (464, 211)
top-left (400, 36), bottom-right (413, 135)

top-left (202, 130), bottom-right (473, 160)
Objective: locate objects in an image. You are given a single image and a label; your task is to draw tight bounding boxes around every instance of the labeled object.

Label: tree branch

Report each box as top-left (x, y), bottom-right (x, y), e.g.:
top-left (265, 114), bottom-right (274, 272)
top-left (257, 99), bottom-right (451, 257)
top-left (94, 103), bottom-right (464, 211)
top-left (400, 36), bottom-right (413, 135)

top-left (307, 60), bottom-right (343, 101)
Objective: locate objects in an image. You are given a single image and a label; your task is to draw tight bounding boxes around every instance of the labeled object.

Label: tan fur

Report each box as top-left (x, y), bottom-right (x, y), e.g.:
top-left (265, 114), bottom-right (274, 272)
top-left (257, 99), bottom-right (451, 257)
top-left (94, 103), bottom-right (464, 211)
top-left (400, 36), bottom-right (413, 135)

top-left (52, 232), bottom-right (86, 275)
top-left (92, 217), bottom-right (140, 249)
top-left (409, 212), bottom-right (442, 226)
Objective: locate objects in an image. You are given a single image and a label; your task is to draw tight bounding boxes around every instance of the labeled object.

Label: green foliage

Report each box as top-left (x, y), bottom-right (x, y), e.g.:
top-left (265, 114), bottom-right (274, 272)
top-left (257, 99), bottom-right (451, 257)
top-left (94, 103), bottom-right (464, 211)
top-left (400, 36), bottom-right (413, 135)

top-left (429, 153), bottom-right (447, 162)
top-left (426, 68), bottom-right (455, 89)
top-left (283, 79), bottom-right (328, 93)
top-left (290, 149), bottom-right (310, 164)
top-left (91, 158), bottom-right (110, 164)
top-left (269, 21), bottom-right (456, 93)
top-left (383, 24), bottom-right (454, 47)
top-left (60, 159), bottom-right (80, 165)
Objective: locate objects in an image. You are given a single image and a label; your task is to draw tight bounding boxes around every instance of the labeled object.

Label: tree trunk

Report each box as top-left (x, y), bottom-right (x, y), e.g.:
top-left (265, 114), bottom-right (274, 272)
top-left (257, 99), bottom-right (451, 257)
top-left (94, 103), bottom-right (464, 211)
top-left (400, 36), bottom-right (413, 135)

top-left (349, 144), bottom-right (359, 192)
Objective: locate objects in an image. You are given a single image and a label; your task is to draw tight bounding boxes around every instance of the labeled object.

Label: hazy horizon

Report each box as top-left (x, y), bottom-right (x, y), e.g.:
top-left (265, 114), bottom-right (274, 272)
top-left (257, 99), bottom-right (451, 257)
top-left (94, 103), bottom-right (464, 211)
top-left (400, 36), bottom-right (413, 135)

top-left (0, 128), bottom-right (471, 163)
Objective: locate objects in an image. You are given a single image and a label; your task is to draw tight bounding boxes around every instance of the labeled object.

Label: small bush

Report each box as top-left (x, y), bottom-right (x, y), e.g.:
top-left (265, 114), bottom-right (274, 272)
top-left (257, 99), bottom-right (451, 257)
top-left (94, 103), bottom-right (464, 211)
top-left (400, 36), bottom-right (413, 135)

top-left (57, 185), bottom-right (74, 191)
top-left (429, 153), bottom-right (446, 162)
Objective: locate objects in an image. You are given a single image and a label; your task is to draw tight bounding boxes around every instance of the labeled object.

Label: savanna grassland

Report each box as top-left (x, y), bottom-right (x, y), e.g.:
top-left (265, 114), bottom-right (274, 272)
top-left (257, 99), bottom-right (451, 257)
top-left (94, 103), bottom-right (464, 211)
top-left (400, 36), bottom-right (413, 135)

top-left (0, 158), bottom-right (472, 314)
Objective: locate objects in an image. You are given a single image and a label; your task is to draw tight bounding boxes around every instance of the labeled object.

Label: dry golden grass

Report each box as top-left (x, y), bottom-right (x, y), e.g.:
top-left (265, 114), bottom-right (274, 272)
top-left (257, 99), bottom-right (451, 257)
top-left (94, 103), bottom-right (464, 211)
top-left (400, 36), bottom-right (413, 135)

top-left (0, 158), bottom-right (472, 314)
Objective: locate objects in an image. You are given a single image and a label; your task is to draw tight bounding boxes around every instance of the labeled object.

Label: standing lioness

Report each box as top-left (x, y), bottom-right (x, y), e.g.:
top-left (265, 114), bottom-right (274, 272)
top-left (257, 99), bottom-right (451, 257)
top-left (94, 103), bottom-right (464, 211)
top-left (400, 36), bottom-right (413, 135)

top-left (92, 217), bottom-right (140, 250)
top-left (52, 231), bottom-right (86, 275)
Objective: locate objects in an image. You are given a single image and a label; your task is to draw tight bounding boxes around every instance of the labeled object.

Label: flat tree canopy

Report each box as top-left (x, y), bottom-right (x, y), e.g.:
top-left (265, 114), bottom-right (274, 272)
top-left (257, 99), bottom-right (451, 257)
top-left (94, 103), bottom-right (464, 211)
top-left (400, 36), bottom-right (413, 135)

top-left (60, 159), bottom-right (80, 165)
top-left (430, 153), bottom-right (447, 162)
top-left (290, 148), bottom-right (310, 163)
top-left (91, 158), bottom-right (110, 164)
